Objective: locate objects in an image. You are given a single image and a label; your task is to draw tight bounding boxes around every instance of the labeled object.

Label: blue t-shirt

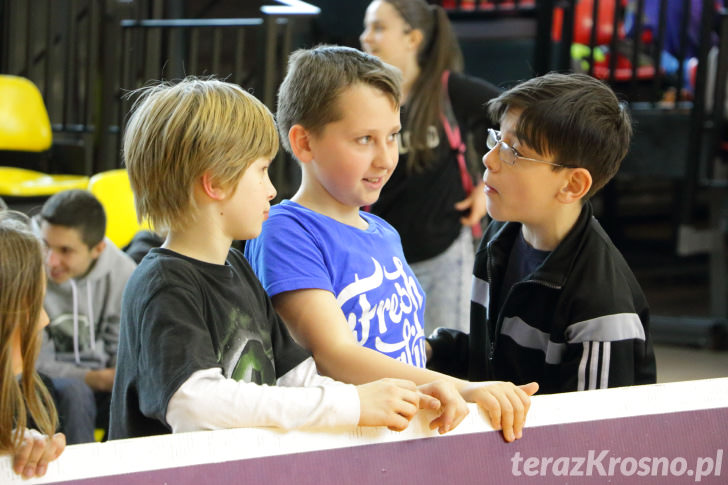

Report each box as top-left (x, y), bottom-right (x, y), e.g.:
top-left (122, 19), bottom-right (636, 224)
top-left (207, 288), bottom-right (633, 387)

top-left (245, 200), bottom-right (427, 368)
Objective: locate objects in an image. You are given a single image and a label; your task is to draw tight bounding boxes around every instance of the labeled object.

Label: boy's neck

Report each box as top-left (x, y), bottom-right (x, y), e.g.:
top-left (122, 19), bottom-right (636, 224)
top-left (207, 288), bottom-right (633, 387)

top-left (163, 223), bottom-right (232, 265)
top-left (291, 189), bottom-right (367, 230)
top-left (76, 256), bottom-right (100, 281)
top-left (520, 203), bottom-right (584, 252)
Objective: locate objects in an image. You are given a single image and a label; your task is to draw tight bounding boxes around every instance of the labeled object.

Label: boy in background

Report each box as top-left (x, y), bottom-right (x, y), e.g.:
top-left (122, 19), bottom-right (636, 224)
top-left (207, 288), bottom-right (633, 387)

top-left (36, 189), bottom-right (137, 442)
top-left (427, 73), bottom-right (657, 393)
top-left (109, 77), bottom-right (441, 439)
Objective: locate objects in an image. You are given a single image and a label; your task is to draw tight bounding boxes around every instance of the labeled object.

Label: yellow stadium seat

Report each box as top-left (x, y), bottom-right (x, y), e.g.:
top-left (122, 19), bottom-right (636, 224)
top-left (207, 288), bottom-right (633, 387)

top-left (0, 75), bottom-right (88, 197)
top-left (88, 169), bottom-right (149, 248)
top-left (0, 167), bottom-right (89, 196)
top-left (0, 75), bottom-right (52, 152)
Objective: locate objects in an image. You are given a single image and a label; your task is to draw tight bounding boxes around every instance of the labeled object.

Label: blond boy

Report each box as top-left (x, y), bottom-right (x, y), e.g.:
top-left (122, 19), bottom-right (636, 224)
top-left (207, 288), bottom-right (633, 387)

top-left (108, 78), bottom-right (439, 439)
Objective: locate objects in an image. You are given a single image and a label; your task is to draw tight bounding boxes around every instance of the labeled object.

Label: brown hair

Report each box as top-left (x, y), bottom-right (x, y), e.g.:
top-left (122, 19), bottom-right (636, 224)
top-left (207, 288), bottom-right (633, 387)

top-left (383, 0), bottom-right (464, 172)
top-left (276, 45), bottom-right (401, 156)
top-left (0, 211), bottom-right (58, 454)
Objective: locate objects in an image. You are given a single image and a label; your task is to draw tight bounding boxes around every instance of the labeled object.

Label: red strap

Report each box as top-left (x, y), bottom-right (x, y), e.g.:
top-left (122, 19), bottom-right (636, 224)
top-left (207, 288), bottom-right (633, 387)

top-left (441, 70), bottom-right (482, 238)
top-left (440, 71), bottom-right (473, 195)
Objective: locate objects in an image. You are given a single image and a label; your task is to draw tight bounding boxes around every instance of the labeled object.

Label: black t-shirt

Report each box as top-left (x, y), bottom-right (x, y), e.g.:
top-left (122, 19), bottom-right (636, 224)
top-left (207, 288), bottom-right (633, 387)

top-left (108, 247), bottom-right (309, 439)
top-left (498, 230), bottom-right (551, 312)
top-left (371, 71), bottom-right (501, 263)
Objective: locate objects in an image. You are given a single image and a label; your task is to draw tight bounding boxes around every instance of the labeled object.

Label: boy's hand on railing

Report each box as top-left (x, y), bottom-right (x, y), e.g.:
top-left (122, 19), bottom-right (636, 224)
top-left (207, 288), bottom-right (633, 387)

top-left (356, 378), bottom-right (421, 431)
top-left (460, 381), bottom-right (538, 442)
top-left (417, 380), bottom-right (469, 435)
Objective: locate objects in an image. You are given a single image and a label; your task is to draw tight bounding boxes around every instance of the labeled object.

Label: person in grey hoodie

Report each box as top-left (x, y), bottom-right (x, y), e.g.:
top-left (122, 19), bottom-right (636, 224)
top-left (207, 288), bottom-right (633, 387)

top-left (35, 189), bottom-right (137, 443)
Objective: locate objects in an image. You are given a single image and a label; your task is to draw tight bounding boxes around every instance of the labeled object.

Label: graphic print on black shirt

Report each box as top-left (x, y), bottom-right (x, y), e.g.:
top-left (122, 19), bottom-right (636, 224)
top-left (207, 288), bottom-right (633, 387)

top-left (219, 307), bottom-right (275, 384)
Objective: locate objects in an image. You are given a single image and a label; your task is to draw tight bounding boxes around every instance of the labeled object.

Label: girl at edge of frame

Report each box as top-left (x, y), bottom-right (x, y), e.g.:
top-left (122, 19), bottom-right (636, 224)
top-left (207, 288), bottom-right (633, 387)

top-left (0, 210), bottom-right (66, 479)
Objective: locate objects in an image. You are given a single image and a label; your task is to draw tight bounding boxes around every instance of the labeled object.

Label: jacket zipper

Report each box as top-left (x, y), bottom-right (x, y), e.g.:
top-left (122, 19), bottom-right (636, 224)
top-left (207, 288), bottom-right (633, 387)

top-left (486, 248), bottom-right (562, 362)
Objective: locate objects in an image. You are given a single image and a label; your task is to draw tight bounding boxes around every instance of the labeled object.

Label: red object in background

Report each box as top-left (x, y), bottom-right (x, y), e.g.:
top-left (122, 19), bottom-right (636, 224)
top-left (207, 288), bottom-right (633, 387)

top-left (688, 57), bottom-right (698, 90)
top-left (552, 0), bottom-right (625, 44)
top-left (593, 51), bottom-right (655, 80)
top-left (441, 1), bottom-right (535, 11)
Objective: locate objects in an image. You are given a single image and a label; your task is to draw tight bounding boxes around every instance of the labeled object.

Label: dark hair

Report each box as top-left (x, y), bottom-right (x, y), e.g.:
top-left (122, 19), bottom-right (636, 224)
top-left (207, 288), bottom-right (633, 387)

top-left (40, 189), bottom-right (106, 247)
top-left (384, 0), bottom-right (463, 172)
top-left (277, 45), bottom-right (401, 155)
top-left (487, 72), bottom-right (632, 199)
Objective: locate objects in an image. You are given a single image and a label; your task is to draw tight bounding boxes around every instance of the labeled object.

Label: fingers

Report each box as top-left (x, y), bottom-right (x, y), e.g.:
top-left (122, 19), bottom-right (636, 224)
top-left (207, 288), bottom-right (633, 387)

top-left (26, 433), bottom-right (52, 478)
top-left (357, 378), bottom-right (420, 431)
top-left (495, 391), bottom-right (516, 442)
top-left (460, 214), bottom-right (478, 227)
top-left (446, 400), bottom-right (468, 432)
top-left (455, 197), bottom-right (477, 227)
top-left (478, 391), bottom-right (501, 431)
top-left (416, 391), bottom-right (441, 411)
top-left (386, 413), bottom-right (414, 432)
top-left (456, 187), bottom-right (487, 227)
top-left (460, 208), bottom-right (486, 227)
top-left (389, 401), bottom-right (419, 431)
top-left (36, 433), bottom-right (66, 477)
top-left (418, 381), bottom-right (469, 434)
top-left (52, 433), bottom-right (66, 459)
top-left (429, 397), bottom-right (456, 434)
top-left (489, 383), bottom-right (531, 442)
top-left (506, 382), bottom-right (536, 440)
top-left (388, 387), bottom-right (421, 432)
top-left (453, 197), bottom-right (471, 210)
top-left (383, 378), bottom-right (420, 416)
top-left (429, 401), bottom-right (468, 435)
top-left (461, 381), bottom-right (534, 442)
top-left (520, 381), bottom-right (539, 396)
top-left (13, 431), bottom-right (54, 478)
top-left (12, 433), bottom-right (34, 476)
top-left (360, 379), bottom-right (487, 434)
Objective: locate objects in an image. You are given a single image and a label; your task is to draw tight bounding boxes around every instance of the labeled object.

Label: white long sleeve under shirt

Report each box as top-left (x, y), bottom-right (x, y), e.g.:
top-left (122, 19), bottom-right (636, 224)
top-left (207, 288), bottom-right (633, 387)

top-left (166, 357), bottom-right (360, 432)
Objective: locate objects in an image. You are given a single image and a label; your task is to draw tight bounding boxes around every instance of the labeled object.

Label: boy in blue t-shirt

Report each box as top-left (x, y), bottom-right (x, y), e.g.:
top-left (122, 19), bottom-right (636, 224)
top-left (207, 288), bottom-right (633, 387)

top-left (246, 45), bottom-right (537, 441)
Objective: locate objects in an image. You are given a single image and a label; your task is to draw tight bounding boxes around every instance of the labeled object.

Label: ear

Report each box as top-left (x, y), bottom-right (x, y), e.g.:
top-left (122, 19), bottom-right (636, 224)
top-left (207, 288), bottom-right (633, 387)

top-left (557, 168), bottom-right (592, 204)
top-left (200, 171), bottom-right (228, 201)
top-left (288, 124), bottom-right (314, 164)
top-left (408, 28), bottom-right (424, 52)
top-left (90, 238), bottom-right (106, 259)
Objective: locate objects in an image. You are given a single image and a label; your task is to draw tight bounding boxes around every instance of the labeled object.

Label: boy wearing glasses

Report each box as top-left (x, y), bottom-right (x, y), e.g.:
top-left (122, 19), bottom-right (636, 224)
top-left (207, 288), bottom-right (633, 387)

top-left (427, 73), bottom-right (656, 393)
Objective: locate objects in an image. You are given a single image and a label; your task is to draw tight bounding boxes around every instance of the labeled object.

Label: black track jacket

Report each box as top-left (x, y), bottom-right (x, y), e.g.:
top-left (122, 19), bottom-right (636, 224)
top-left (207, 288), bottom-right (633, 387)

top-left (427, 202), bottom-right (657, 393)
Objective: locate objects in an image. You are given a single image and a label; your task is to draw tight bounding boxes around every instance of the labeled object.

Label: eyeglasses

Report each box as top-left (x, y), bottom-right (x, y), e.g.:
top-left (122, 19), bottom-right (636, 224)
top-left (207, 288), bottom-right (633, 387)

top-left (486, 129), bottom-right (570, 168)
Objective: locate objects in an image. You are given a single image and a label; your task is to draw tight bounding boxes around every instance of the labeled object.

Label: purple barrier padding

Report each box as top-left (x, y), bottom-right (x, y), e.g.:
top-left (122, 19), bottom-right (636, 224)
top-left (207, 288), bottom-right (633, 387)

top-left (56, 407), bottom-right (727, 485)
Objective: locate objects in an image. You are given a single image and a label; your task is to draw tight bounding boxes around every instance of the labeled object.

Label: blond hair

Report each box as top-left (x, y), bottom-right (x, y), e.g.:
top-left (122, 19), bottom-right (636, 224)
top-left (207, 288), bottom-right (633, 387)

top-left (123, 77), bottom-right (279, 232)
top-left (0, 211), bottom-right (58, 454)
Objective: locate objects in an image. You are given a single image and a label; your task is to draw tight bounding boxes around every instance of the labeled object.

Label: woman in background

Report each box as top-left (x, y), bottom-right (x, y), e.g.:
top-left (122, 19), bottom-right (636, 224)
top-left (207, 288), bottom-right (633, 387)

top-left (360, 0), bottom-right (500, 334)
